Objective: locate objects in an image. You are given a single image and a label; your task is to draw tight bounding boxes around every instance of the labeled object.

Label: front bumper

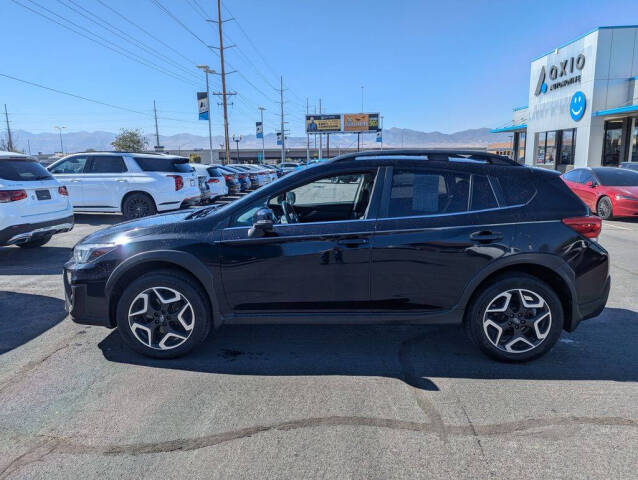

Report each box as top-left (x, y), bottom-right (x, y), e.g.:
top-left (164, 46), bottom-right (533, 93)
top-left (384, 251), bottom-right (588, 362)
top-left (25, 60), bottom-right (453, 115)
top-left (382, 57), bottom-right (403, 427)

top-left (64, 266), bottom-right (112, 327)
top-left (0, 214), bottom-right (74, 246)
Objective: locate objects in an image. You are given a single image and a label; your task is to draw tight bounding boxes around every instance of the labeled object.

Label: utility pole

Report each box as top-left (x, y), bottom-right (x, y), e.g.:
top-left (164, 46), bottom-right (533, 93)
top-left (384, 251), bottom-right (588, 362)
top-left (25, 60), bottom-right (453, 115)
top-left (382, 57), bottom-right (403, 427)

top-left (4, 104), bottom-right (13, 152)
top-left (197, 65), bottom-right (215, 164)
top-left (258, 106), bottom-right (266, 164)
top-left (153, 100), bottom-right (161, 150)
top-left (318, 98), bottom-right (322, 161)
top-left (54, 125), bottom-right (66, 154)
top-left (361, 85), bottom-right (364, 111)
top-left (27, 139), bottom-right (31, 155)
top-left (279, 76), bottom-right (285, 163)
top-left (207, 0), bottom-right (234, 165)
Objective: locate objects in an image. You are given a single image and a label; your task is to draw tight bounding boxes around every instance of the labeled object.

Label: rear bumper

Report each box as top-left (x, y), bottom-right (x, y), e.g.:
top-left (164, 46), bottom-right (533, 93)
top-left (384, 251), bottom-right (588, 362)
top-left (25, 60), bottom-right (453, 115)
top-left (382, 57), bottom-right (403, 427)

top-left (578, 274), bottom-right (610, 322)
top-left (0, 214), bottom-right (74, 246)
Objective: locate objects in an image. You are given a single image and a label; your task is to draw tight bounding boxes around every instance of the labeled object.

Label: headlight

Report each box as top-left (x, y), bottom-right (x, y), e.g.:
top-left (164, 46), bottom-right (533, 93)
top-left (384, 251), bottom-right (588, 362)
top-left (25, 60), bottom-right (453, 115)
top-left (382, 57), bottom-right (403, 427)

top-left (73, 243), bottom-right (117, 264)
top-left (615, 194), bottom-right (638, 201)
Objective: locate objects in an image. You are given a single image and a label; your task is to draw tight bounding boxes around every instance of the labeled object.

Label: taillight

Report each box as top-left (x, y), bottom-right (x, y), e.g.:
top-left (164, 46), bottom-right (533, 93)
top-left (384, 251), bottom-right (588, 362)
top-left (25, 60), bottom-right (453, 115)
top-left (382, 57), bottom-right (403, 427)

top-left (223, 175), bottom-right (232, 181)
top-left (239, 174), bottom-right (246, 179)
top-left (0, 189), bottom-right (27, 203)
top-left (58, 186), bottom-right (68, 196)
top-left (207, 178), bottom-right (220, 183)
top-left (168, 175), bottom-right (183, 191)
top-left (562, 216), bottom-right (602, 239)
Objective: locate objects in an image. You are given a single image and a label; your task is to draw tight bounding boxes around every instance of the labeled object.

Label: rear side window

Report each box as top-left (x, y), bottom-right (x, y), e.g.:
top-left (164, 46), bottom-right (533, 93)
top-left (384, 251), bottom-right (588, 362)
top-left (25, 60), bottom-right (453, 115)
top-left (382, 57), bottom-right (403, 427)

top-left (387, 170), bottom-right (471, 217)
top-left (470, 175), bottom-right (498, 210)
top-left (134, 157), bottom-right (192, 173)
top-left (88, 156), bottom-right (127, 173)
top-left (207, 167), bottom-right (222, 177)
top-left (562, 169), bottom-right (583, 183)
top-left (491, 172), bottom-right (536, 206)
top-left (0, 159), bottom-right (53, 181)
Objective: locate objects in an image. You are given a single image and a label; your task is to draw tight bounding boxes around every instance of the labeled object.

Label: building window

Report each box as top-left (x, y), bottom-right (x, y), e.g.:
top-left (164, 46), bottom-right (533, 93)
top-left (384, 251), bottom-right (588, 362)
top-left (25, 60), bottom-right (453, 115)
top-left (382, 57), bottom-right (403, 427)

top-left (631, 121), bottom-right (637, 162)
top-left (518, 132), bottom-right (526, 163)
top-left (535, 129), bottom-right (574, 169)
top-left (535, 132), bottom-right (548, 165)
top-left (557, 129), bottom-right (576, 171)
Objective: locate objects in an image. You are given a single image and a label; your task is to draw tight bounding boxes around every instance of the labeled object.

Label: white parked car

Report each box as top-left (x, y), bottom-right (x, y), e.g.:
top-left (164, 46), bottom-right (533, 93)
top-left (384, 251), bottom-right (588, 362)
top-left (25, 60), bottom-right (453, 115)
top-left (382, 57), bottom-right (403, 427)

top-left (0, 151), bottom-right (73, 248)
top-left (191, 164), bottom-right (228, 202)
top-left (278, 162), bottom-right (300, 174)
top-left (47, 152), bottom-right (201, 219)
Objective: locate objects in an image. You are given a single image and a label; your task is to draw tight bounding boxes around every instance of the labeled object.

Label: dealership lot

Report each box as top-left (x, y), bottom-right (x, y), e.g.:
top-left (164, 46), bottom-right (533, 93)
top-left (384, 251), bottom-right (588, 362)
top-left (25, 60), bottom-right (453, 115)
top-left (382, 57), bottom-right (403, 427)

top-left (0, 215), bottom-right (637, 479)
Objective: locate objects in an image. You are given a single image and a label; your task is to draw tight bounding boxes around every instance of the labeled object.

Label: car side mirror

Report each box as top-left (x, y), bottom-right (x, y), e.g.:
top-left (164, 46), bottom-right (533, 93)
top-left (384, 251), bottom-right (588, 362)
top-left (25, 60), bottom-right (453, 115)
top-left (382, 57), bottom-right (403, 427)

top-left (586, 181), bottom-right (596, 188)
top-left (248, 207), bottom-right (275, 238)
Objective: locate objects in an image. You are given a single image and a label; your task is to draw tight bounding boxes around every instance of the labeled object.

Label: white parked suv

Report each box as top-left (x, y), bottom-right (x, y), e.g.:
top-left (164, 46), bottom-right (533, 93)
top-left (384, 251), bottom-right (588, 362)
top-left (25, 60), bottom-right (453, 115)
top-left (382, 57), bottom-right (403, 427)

top-left (0, 151), bottom-right (74, 248)
top-left (47, 152), bottom-right (201, 219)
top-left (191, 164), bottom-right (228, 202)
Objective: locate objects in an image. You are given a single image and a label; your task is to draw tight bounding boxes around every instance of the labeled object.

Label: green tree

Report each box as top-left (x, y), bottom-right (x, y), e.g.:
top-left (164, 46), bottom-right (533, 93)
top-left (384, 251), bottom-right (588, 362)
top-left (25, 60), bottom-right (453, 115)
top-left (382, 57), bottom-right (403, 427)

top-left (111, 129), bottom-right (148, 152)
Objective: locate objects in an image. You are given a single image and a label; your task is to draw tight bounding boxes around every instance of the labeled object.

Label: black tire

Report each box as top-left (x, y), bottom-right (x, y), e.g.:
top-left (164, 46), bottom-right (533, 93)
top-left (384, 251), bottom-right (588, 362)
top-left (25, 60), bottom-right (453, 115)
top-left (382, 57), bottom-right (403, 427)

top-left (464, 274), bottom-right (563, 362)
top-left (116, 270), bottom-right (212, 359)
top-left (17, 235), bottom-right (52, 248)
top-left (122, 192), bottom-right (157, 220)
top-left (597, 196), bottom-right (613, 220)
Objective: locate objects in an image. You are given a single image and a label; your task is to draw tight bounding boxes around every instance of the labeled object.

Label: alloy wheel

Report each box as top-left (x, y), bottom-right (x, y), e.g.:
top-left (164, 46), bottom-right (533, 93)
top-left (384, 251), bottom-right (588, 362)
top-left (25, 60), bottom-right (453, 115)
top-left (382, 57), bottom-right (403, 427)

top-left (128, 287), bottom-right (195, 350)
top-left (482, 289), bottom-right (552, 354)
top-left (127, 197), bottom-right (151, 218)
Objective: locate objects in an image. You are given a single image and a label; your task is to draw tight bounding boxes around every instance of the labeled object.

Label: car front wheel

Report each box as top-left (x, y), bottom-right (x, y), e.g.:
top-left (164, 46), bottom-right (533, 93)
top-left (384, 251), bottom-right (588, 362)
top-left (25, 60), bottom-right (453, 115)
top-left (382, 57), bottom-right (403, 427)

top-left (465, 274), bottom-right (563, 362)
top-left (116, 270), bottom-right (211, 358)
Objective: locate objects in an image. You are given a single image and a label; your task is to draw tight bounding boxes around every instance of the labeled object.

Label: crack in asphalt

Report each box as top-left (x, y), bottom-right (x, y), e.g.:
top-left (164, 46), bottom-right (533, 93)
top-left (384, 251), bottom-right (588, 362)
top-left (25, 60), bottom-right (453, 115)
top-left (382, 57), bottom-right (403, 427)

top-left (0, 343), bottom-right (70, 395)
top-left (2, 414), bottom-right (635, 471)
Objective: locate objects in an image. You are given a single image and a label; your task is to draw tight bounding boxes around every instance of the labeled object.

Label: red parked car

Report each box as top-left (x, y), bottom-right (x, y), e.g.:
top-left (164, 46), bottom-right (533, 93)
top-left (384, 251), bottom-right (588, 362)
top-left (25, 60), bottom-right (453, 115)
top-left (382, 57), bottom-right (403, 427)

top-left (561, 167), bottom-right (638, 219)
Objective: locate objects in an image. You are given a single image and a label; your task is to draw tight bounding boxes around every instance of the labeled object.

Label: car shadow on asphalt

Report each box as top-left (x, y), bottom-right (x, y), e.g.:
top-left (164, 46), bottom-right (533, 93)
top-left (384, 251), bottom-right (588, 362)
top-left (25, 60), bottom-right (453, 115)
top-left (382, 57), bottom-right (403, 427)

top-left (98, 306), bottom-right (638, 390)
top-left (74, 214), bottom-right (122, 227)
top-left (0, 246), bottom-right (71, 275)
top-left (0, 291), bottom-right (66, 354)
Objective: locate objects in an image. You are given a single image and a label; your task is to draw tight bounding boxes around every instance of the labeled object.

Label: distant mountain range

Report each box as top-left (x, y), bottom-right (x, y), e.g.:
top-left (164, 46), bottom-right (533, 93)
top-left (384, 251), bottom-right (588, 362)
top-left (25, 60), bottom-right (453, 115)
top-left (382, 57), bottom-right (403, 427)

top-left (6, 127), bottom-right (511, 155)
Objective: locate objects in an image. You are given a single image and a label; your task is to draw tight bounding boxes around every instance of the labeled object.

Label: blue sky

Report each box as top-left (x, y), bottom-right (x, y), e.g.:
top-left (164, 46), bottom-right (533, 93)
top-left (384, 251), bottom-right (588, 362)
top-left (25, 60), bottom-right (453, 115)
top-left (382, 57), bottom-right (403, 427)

top-left (2, 0), bottom-right (637, 138)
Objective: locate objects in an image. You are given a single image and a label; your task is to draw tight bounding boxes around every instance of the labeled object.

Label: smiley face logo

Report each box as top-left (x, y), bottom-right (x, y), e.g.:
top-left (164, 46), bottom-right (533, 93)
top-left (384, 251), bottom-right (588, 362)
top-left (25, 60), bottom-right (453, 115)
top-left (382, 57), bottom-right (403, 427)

top-left (570, 91), bottom-right (586, 121)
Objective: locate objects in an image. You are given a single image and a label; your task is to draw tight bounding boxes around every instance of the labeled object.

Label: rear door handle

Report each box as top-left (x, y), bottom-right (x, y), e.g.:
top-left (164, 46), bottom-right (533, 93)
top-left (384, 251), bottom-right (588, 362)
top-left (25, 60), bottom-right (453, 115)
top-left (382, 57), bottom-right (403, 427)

top-left (337, 238), bottom-right (368, 247)
top-left (470, 231), bottom-right (503, 243)
top-left (117, 179), bottom-right (127, 183)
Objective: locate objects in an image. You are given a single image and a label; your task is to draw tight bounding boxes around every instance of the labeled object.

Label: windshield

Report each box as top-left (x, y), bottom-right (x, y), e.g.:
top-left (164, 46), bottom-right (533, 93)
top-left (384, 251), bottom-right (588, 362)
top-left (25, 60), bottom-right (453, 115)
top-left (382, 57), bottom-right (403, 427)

top-left (594, 168), bottom-right (638, 186)
top-left (0, 159), bottom-right (53, 181)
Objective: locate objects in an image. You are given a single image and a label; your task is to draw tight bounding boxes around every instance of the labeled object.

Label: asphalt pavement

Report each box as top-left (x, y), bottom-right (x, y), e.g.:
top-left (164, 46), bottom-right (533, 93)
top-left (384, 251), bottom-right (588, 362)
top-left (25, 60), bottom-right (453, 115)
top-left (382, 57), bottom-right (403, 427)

top-left (0, 214), bottom-right (636, 479)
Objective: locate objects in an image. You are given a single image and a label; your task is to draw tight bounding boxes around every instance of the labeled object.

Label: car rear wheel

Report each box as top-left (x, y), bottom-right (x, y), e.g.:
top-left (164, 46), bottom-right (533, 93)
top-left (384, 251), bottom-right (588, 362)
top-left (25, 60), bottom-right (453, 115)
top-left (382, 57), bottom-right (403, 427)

top-left (465, 274), bottom-right (563, 362)
top-left (597, 196), bottom-right (613, 220)
top-left (17, 235), bottom-right (52, 248)
top-left (116, 270), bottom-right (211, 358)
top-left (122, 193), bottom-right (157, 220)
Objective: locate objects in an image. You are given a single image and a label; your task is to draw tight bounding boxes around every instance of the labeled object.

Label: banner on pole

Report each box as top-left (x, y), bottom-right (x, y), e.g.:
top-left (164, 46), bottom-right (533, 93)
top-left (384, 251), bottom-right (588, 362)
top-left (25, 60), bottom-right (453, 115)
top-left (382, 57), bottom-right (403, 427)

top-left (256, 121), bottom-right (263, 139)
top-left (276, 132), bottom-right (282, 145)
top-left (197, 92), bottom-right (209, 120)
top-left (376, 131), bottom-right (382, 142)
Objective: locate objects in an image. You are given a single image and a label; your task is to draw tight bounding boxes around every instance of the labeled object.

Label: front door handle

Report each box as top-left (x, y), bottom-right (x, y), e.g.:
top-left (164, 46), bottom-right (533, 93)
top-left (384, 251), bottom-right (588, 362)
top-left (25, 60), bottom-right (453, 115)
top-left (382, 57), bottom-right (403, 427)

top-left (470, 231), bottom-right (503, 243)
top-left (117, 179), bottom-right (128, 183)
top-left (337, 238), bottom-right (368, 247)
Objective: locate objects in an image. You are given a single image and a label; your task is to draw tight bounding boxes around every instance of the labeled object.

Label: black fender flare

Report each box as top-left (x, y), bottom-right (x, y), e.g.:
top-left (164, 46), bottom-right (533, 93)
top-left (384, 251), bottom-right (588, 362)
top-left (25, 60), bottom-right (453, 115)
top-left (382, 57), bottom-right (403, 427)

top-left (455, 253), bottom-right (578, 329)
top-left (105, 250), bottom-right (222, 328)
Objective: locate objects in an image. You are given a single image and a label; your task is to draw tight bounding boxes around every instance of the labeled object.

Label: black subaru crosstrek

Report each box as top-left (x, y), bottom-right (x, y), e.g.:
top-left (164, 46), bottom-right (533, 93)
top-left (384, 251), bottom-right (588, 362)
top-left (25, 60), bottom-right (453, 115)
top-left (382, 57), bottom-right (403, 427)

top-left (64, 150), bottom-right (610, 362)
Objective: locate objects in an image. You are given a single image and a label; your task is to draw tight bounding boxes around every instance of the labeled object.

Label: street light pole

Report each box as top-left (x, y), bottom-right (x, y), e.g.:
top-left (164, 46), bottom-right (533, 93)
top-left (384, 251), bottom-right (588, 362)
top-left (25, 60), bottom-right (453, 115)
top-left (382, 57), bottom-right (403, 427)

top-left (232, 134), bottom-right (242, 163)
top-left (258, 106), bottom-right (265, 164)
top-left (197, 65), bottom-right (216, 164)
top-left (53, 125), bottom-right (66, 154)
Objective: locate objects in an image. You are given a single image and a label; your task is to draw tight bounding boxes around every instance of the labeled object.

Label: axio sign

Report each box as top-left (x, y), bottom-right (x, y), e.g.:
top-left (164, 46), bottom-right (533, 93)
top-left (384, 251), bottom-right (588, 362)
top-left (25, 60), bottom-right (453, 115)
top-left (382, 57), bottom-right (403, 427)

top-left (534, 53), bottom-right (586, 96)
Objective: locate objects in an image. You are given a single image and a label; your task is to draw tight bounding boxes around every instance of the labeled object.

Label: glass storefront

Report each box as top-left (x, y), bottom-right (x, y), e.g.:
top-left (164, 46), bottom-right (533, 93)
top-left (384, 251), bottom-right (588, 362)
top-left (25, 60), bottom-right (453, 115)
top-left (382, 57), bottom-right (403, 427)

top-left (630, 120), bottom-right (637, 162)
top-left (534, 129), bottom-right (575, 170)
top-left (513, 132), bottom-right (526, 164)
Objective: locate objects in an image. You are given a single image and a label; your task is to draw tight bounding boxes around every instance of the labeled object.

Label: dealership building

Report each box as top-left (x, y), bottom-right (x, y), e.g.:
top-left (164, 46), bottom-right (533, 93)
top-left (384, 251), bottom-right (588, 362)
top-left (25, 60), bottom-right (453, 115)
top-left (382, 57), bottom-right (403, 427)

top-left (491, 25), bottom-right (638, 171)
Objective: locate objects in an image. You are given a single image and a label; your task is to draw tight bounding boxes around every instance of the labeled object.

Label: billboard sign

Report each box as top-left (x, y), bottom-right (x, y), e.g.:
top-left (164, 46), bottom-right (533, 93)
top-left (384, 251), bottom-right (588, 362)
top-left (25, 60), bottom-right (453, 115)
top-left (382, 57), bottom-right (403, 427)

top-left (197, 92), bottom-right (209, 120)
top-left (343, 113), bottom-right (380, 132)
top-left (305, 114), bottom-right (341, 133)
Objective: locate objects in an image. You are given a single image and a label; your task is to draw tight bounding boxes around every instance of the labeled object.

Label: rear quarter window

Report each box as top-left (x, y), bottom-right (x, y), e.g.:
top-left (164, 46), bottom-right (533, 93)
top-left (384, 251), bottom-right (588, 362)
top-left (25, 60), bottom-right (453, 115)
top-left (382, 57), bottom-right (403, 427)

top-left (0, 159), bottom-right (53, 181)
top-left (491, 170), bottom-right (536, 206)
top-left (134, 157), bottom-right (192, 173)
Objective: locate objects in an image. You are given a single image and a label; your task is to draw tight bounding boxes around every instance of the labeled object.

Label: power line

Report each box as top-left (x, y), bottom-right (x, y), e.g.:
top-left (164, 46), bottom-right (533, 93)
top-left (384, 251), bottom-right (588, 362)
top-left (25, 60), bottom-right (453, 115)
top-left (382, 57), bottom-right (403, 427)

top-left (13, 0), bottom-right (199, 86)
top-left (0, 72), bottom-right (202, 126)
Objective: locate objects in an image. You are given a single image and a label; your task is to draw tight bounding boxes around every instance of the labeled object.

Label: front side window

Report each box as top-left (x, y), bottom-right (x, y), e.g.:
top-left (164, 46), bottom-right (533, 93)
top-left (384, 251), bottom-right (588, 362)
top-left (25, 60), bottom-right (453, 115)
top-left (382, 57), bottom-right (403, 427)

top-left (231, 171), bottom-right (376, 227)
top-left (49, 156), bottom-right (88, 174)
